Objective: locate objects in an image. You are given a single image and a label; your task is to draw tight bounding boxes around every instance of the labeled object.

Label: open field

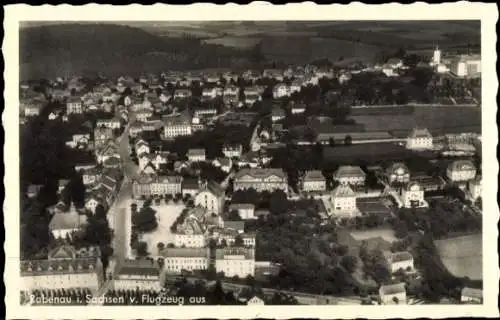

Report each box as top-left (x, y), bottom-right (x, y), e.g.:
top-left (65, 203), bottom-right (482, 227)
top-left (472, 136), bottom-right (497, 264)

top-left (350, 228), bottom-right (398, 243)
top-left (434, 233), bottom-right (482, 280)
top-left (352, 106), bottom-right (481, 136)
top-left (138, 203), bottom-right (186, 257)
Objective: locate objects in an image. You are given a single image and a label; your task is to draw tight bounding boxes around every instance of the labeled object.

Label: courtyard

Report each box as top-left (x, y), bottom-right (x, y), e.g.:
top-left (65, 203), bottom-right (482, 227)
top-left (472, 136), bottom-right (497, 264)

top-left (129, 200), bottom-right (186, 258)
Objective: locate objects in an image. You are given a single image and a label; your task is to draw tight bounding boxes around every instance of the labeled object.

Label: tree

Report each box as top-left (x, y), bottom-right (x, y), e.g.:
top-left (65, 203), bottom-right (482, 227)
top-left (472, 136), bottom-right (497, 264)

top-left (136, 241), bottom-right (148, 256)
top-left (132, 205), bottom-right (158, 232)
top-left (269, 190), bottom-right (289, 215)
top-left (340, 255), bottom-right (358, 274)
top-left (69, 172), bottom-right (86, 208)
top-left (228, 210), bottom-right (242, 221)
top-left (157, 242), bottom-right (165, 251)
top-left (344, 135), bottom-right (353, 146)
top-left (234, 234), bottom-right (244, 247)
top-left (329, 137), bottom-right (335, 147)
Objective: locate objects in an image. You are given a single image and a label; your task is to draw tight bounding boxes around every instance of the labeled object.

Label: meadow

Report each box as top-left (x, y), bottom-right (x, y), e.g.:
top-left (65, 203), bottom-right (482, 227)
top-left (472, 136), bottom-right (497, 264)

top-left (434, 233), bottom-right (482, 280)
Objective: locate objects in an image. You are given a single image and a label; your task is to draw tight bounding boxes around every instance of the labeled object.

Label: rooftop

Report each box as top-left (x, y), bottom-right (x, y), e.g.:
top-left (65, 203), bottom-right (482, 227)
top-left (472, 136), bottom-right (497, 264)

top-left (49, 212), bottom-right (87, 231)
top-left (117, 259), bottom-right (160, 277)
top-left (379, 282), bottom-right (406, 295)
top-left (449, 160), bottom-right (476, 171)
top-left (333, 165), bottom-right (366, 179)
top-left (235, 168), bottom-right (286, 181)
top-left (215, 247), bottom-right (255, 260)
top-left (160, 247), bottom-right (209, 258)
top-left (21, 258), bottom-right (99, 276)
top-left (303, 170), bottom-right (326, 182)
top-left (331, 184), bottom-right (355, 198)
top-left (461, 287), bottom-right (483, 299)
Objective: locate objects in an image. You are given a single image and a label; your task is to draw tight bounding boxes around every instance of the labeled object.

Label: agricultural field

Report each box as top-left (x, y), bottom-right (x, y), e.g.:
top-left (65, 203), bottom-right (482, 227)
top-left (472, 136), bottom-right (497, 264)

top-left (352, 106), bottom-right (481, 135)
top-left (434, 233), bottom-right (482, 280)
top-left (202, 36), bottom-right (262, 49)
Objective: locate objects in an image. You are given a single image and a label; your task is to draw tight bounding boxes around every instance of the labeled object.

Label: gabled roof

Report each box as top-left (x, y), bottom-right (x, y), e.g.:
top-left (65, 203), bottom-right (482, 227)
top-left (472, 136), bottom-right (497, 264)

top-left (199, 181), bottom-right (225, 197)
top-left (49, 212), bottom-right (87, 231)
top-left (449, 160), bottom-right (476, 171)
top-left (187, 148), bottom-right (206, 156)
top-left (215, 247), bottom-right (255, 260)
top-left (379, 282), bottom-right (406, 295)
top-left (303, 170), bottom-right (325, 182)
top-left (461, 287), bottom-right (482, 299)
top-left (21, 257), bottom-right (99, 276)
top-left (235, 168), bottom-right (286, 181)
top-left (333, 165), bottom-right (366, 179)
top-left (160, 247), bottom-right (209, 258)
top-left (409, 127), bottom-right (432, 138)
top-left (117, 259), bottom-right (159, 277)
top-left (48, 245), bottom-right (77, 260)
top-left (331, 184), bottom-right (355, 198)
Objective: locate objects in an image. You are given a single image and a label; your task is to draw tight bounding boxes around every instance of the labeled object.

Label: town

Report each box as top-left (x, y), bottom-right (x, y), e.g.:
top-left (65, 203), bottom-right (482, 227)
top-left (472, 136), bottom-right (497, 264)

top-left (19, 43), bottom-right (483, 306)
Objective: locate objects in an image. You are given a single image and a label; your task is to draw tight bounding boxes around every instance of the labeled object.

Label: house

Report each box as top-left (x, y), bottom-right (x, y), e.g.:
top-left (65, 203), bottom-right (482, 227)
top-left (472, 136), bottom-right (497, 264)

top-left (271, 106), bottom-right (286, 122)
top-left (194, 107), bottom-right (217, 118)
top-left (333, 165), bottom-right (366, 186)
top-left (407, 127), bottom-right (433, 150)
top-left (160, 248), bottom-right (209, 274)
top-left (138, 153), bottom-right (154, 172)
top-left (202, 87), bottom-right (223, 99)
top-left (228, 203), bottom-right (255, 220)
top-left (57, 179), bottom-right (71, 195)
top-left (460, 287), bottom-right (483, 304)
top-left (194, 181), bottom-right (225, 215)
top-left (49, 211), bottom-right (88, 240)
top-left (224, 85), bottom-right (240, 96)
top-left (26, 184), bottom-right (44, 199)
top-left (215, 247), bottom-right (255, 278)
top-left (96, 117), bottom-right (121, 130)
top-left (93, 126), bottom-right (114, 148)
top-left (114, 259), bottom-right (161, 291)
top-left (173, 89), bottom-right (192, 99)
top-left (163, 113), bottom-right (192, 139)
top-left (379, 283), bottom-right (407, 305)
top-left (222, 144), bottom-right (243, 158)
top-left (71, 133), bottom-right (91, 148)
top-left (386, 58), bottom-right (404, 69)
top-left (182, 178), bottom-right (200, 198)
top-left (233, 168), bottom-right (288, 193)
top-left (96, 141), bottom-right (120, 164)
top-left (386, 162), bottom-right (411, 185)
top-left (212, 157), bottom-right (232, 173)
top-left (174, 226), bottom-right (207, 248)
top-left (136, 110), bottom-right (154, 122)
top-left (213, 228), bottom-right (256, 248)
top-left (187, 148), bottom-right (206, 162)
top-left (24, 103), bottom-right (42, 117)
top-left (273, 84), bottom-right (290, 98)
top-left (330, 184), bottom-right (358, 217)
top-left (135, 139), bottom-right (150, 155)
top-left (290, 102), bottom-right (306, 115)
top-left (263, 69), bottom-right (284, 81)
top-left (301, 170), bottom-right (326, 192)
top-left (20, 257), bottom-right (103, 292)
top-left (400, 182), bottom-right (427, 208)
top-left (66, 97), bottom-right (83, 115)
top-left (446, 160), bottom-right (477, 182)
top-left (103, 156), bottom-right (121, 169)
top-left (222, 219), bottom-right (246, 232)
top-left (132, 174), bottom-right (183, 198)
top-left (383, 251), bottom-right (414, 274)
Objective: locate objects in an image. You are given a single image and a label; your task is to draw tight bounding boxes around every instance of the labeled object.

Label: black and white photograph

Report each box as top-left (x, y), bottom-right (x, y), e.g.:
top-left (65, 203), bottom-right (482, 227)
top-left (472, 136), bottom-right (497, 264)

top-left (3, 3), bottom-right (499, 319)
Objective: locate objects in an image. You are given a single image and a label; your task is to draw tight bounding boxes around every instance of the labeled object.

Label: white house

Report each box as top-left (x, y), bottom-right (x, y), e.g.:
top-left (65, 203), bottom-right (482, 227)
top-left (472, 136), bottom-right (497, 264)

top-left (400, 182), bottom-right (427, 208)
top-left (215, 247), bottom-right (255, 278)
top-left (383, 251), bottom-right (414, 274)
top-left (228, 203), bottom-right (256, 220)
top-left (161, 248), bottom-right (209, 274)
top-left (113, 259), bottom-right (161, 291)
top-left (330, 185), bottom-right (358, 217)
top-left (333, 166), bottom-right (366, 186)
top-left (187, 148), bottom-right (206, 162)
top-left (194, 182), bottom-right (225, 215)
top-left (49, 211), bottom-right (88, 240)
top-left (407, 128), bottom-right (433, 150)
top-left (461, 287), bottom-right (482, 304)
top-left (379, 283), bottom-right (407, 305)
top-left (446, 160), bottom-right (477, 182)
top-left (301, 170), bottom-right (326, 192)
top-left (222, 144), bottom-right (243, 158)
top-left (272, 84), bottom-right (290, 98)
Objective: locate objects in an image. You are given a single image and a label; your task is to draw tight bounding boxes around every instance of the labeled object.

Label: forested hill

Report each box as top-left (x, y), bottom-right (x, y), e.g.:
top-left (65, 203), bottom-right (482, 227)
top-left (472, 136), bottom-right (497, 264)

top-left (20, 23), bottom-right (253, 80)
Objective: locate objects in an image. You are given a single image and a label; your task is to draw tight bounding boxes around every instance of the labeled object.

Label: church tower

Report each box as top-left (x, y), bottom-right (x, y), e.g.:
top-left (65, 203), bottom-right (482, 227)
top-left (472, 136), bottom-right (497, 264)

top-left (432, 45), bottom-right (441, 65)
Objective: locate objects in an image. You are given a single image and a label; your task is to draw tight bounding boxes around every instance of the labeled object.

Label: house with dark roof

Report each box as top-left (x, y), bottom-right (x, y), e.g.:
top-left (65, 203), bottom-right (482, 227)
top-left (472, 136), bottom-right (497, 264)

top-left (114, 259), bottom-right (161, 291)
top-left (383, 251), bottom-right (414, 273)
top-left (195, 181), bottom-right (225, 215)
top-left (301, 170), bottom-right (326, 192)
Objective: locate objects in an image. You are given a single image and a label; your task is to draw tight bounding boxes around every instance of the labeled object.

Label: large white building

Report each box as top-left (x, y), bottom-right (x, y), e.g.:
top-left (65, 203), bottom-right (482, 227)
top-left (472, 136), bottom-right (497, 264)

top-left (215, 247), bottom-right (255, 278)
top-left (194, 181), bottom-right (225, 215)
top-left (330, 185), bottom-right (358, 217)
top-left (400, 182), bottom-right (427, 208)
top-left (386, 163), bottom-right (411, 185)
top-left (20, 257), bottom-right (103, 292)
top-left (446, 160), bottom-right (477, 182)
top-left (223, 144), bottom-right (243, 158)
top-left (228, 203), bottom-right (256, 220)
top-left (383, 251), bottom-right (414, 274)
top-left (406, 127), bottom-right (433, 150)
top-left (163, 113), bottom-right (192, 139)
top-left (132, 174), bottom-right (182, 198)
top-left (113, 259), bottom-right (161, 291)
top-left (379, 283), bottom-right (407, 305)
top-left (301, 170), bottom-right (326, 192)
top-left (161, 248), bottom-right (209, 274)
top-left (333, 165), bottom-right (366, 186)
top-left (233, 168), bottom-right (288, 193)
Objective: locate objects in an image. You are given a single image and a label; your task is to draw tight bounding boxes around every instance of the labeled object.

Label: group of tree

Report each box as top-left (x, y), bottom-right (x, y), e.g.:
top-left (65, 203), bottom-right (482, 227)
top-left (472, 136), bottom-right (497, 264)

top-left (131, 201), bottom-right (158, 233)
top-left (358, 241), bottom-right (391, 285)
